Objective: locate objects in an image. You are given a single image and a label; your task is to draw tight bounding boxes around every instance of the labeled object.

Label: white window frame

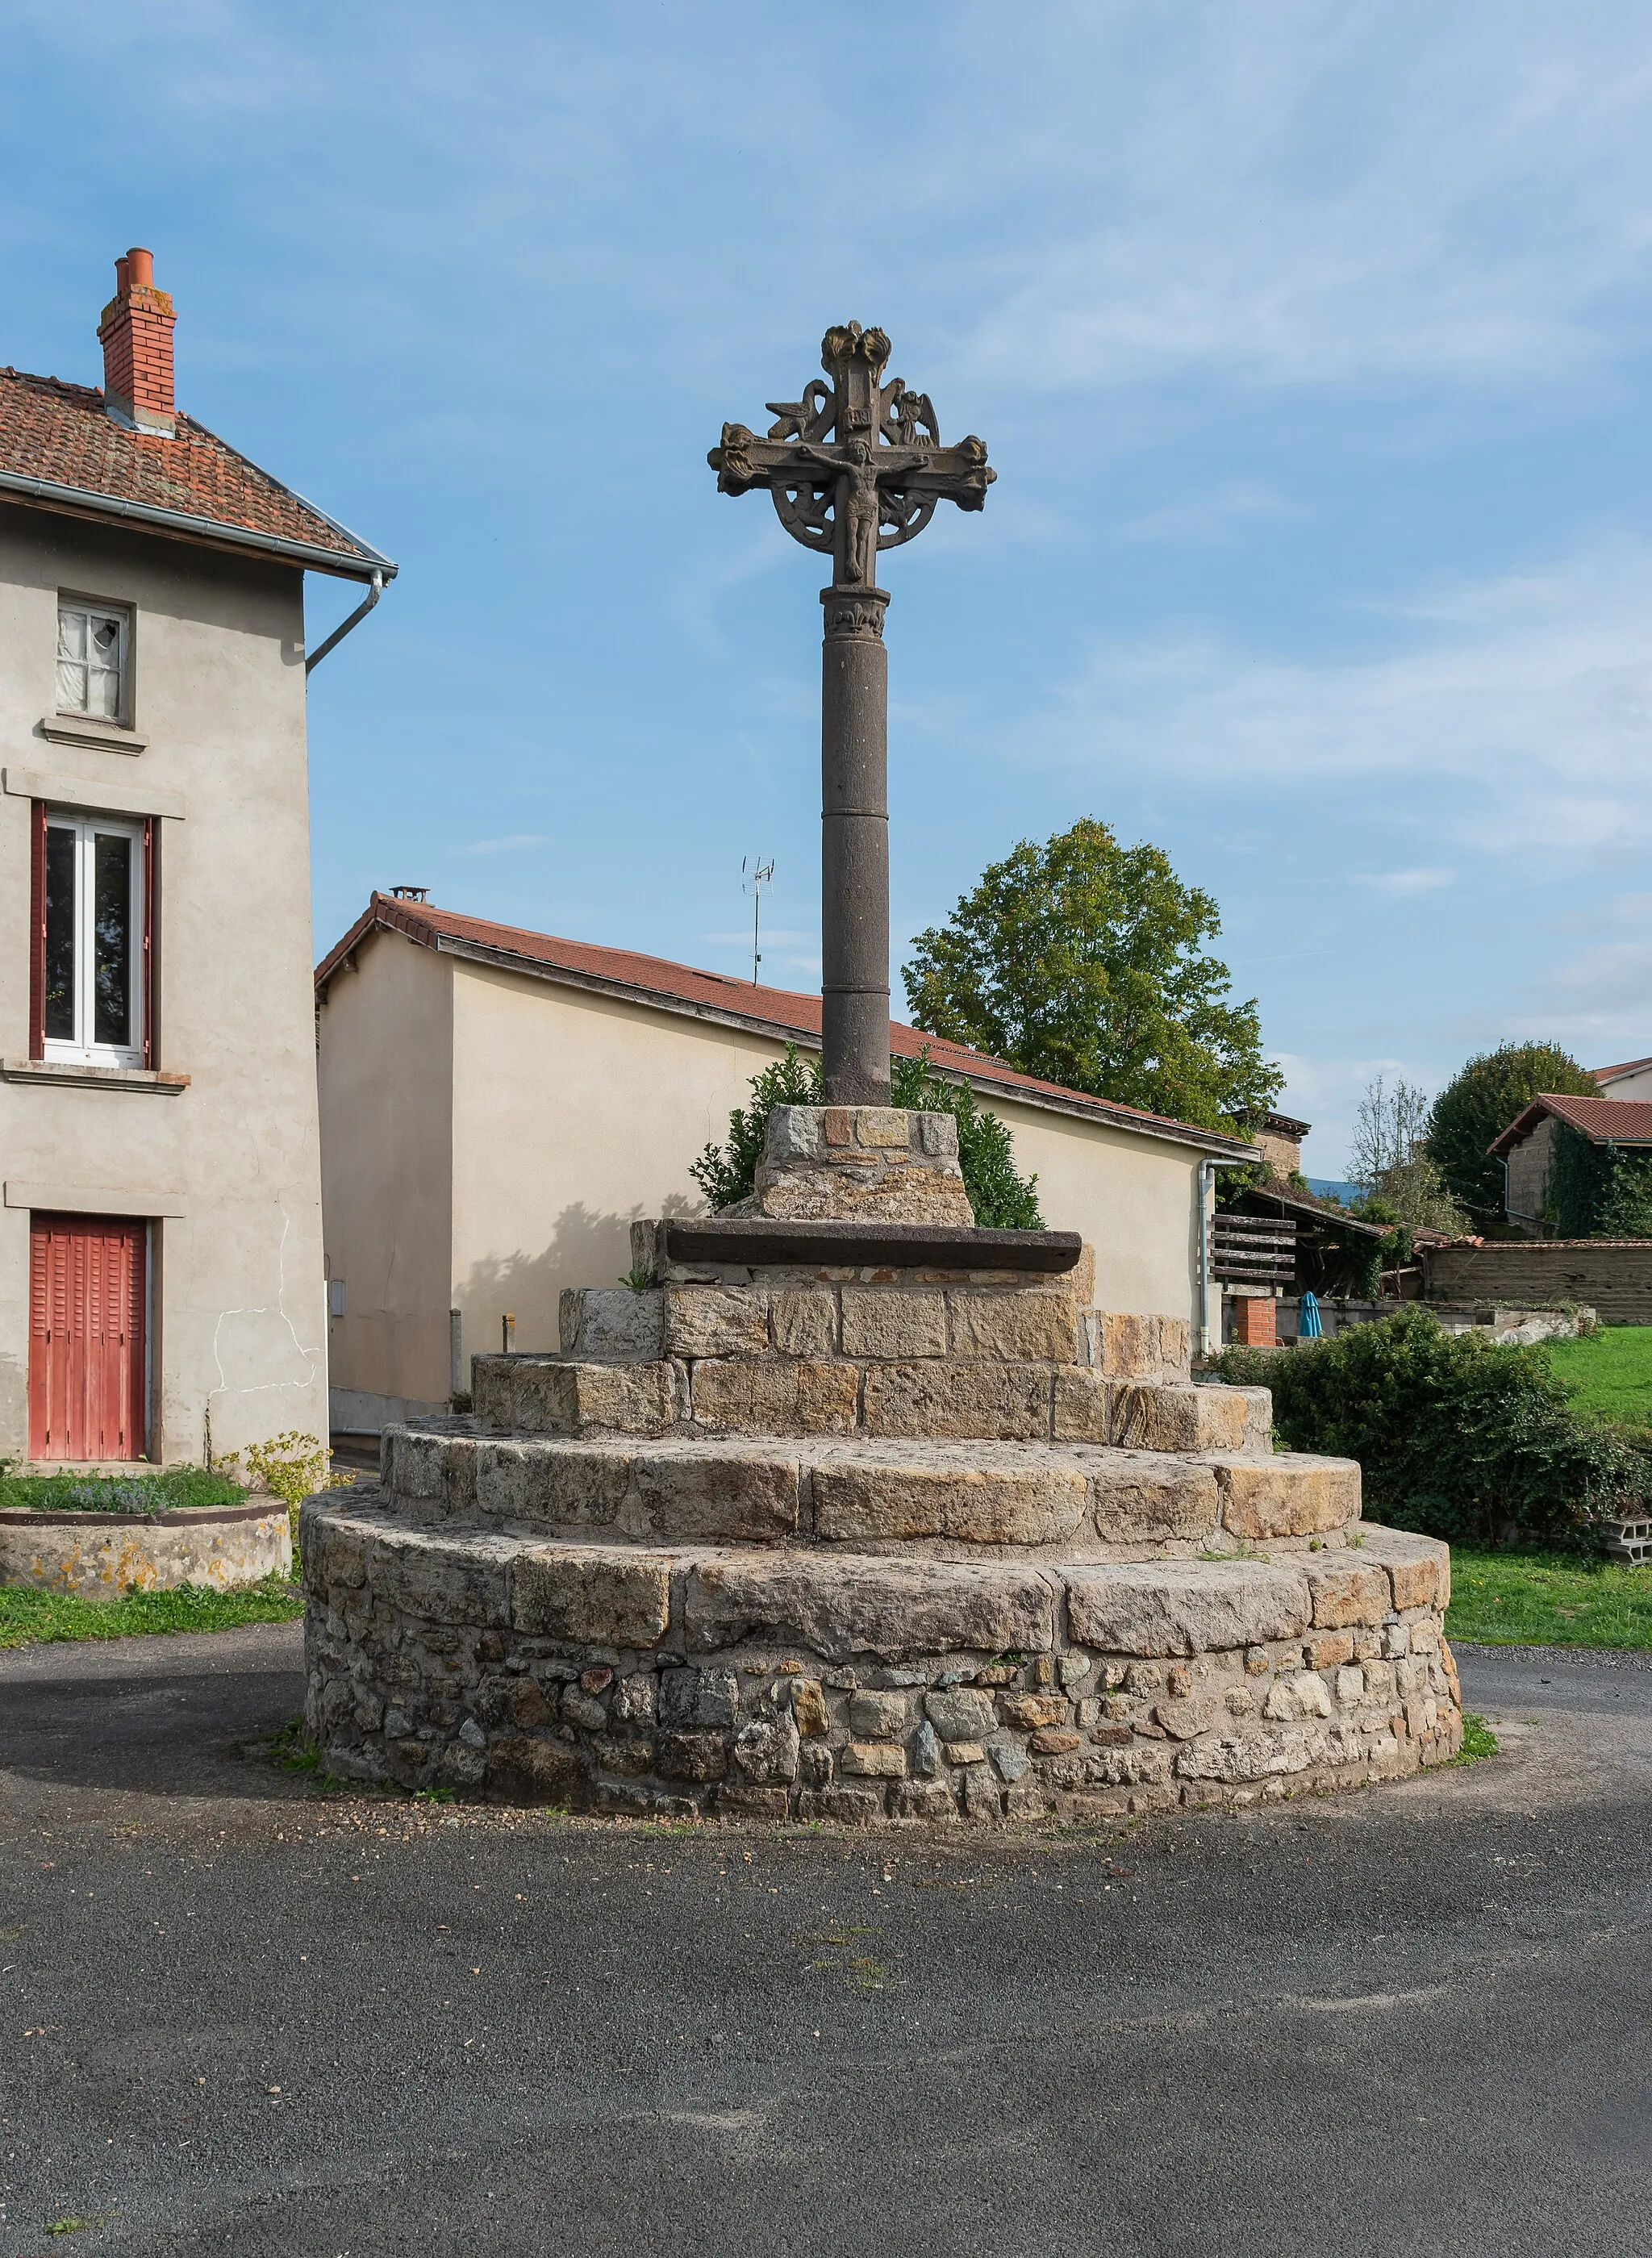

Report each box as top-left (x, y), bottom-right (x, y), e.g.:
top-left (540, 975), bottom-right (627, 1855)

top-left (56, 598), bottom-right (131, 726)
top-left (42, 808), bottom-right (146, 1070)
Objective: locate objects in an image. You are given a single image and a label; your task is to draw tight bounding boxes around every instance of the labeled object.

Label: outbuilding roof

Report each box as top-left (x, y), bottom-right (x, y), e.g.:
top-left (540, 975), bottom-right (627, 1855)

top-left (0, 366), bottom-right (393, 582)
top-left (316, 892), bottom-right (1261, 1160)
top-left (1489, 1092), bottom-right (1652, 1157)
top-left (1595, 1054), bottom-right (1652, 1087)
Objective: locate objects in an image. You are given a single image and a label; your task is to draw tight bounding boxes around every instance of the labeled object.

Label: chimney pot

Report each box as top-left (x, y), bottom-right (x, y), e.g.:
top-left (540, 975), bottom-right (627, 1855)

top-left (98, 245), bottom-right (176, 435)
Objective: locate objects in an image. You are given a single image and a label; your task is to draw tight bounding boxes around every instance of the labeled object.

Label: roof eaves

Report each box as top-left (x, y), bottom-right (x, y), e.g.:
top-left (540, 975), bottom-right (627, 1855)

top-left (0, 465), bottom-right (396, 582)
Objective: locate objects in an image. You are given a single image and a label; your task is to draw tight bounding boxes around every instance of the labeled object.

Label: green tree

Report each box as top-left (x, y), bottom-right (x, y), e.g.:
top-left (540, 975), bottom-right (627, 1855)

top-left (901, 818), bottom-right (1281, 1132)
top-left (1427, 1041), bottom-right (1598, 1227)
top-left (688, 1043), bottom-right (1042, 1228)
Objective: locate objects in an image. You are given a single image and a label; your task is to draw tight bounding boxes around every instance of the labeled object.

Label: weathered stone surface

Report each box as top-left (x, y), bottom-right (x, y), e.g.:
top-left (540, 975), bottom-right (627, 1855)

top-left (691, 1359), bottom-right (860, 1438)
top-left (612, 1672), bottom-right (657, 1723)
top-left (632, 1450), bottom-right (799, 1542)
top-left (382, 1428), bottom-right (446, 1501)
top-left (1234, 1387), bottom-right (1274, 1455)
top-left (660, 1667), bottom-right (738, 1727)
top-left (1050, 1368), bottom-right (1111, 1443)
top-left (912, 1721), bottom-right (941, 1779)
top-left (892, 1779), bottom-right (955, 1818)
top-left (1088, 1454), bottom-right (1221, 1545)
top-left (1064, 1559), bottom-right (1312, 1656)
top-left (770, 1291), bottom-right (838, 1359)
top-left (510, 1545), bottom-right (673, 1648)
top-left (485, 1735), bottom-right (588, 1805)
top-left (663, 1286), bottom-right (770, 1360)
top-left (1302, 1558), bottom-right (1391, 1630)
top-left (1176, 1727), bottom-right (1325, 1782)
top-left (849, 1690), bottom-right (908, 1737)
top-left (861, 1362), bottom-right (1051, 1441)
top-left (1029, 1728), bottom-right (1083, 1755)
top-left (1154, 1695), bottom-right (1220, 1739)
top-left (363, 1519), bottom-right (515, 1627)
top-left (999, 1692), bottom-right (1066, 1730)
top-left (791, 1679), bottom-right (830, 1737)
top-left (841, 1288), bottom-right (949, 1360)
top-left (1354, 1522), bottom-right (1450, 1609)
top-left (925, 1688), bottom-right (997, 1742)
top-left (559, 1287), bottom-right (665, 1362)
top-left (732, 1714), bottom-right (799, 1781)
top-left (0, 1503), bottom-right (293, 1599)
top-left (656, 1730), bottom-right (728, 1782)
top-left (1087, 1312), bottom-right (1162, 1379)
top-left (561, 1688), bottom-right (607, 1730)
top-left (1112, 1383), bottom-right (1247, 1455)
top-left (842, 1742), bottom-right (907, 1778)
top-left (948, 1291), bottom-right (1076, 1364)
top-left (682, 1554), bottom-right (1054, 1660)
top-left (1219, 1455), bottom-right (1360, 1540)
top-left (812, 1459), bottom-right (1087, 1545)
top-left (1159, 1319), bottom-right (1191, 1377)
top-left (482, 1358), bottom-right (681, 1438)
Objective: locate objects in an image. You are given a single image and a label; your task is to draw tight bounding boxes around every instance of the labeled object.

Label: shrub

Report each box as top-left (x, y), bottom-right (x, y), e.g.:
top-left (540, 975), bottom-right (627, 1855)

top-left (689, 1043), bottom-right (1043, 1229)
top-left (1216, 1306), bottom-right (1650, 1547)
top-left (1549, 1124), bottom-right (1652, 1239)
top-left (1427, 1041), bottom-right (1597, 1227)
top-left (0, 1465), bottom-right (246, 1517)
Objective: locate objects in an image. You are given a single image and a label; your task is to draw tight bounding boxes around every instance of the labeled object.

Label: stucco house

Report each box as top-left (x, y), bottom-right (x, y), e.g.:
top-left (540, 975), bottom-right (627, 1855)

top-left (1596, 1054), bottom-right (1652, 1102)
top-left (315, 892), bottom-right (1259, 1434)
top-left (1, 247), bottom-right (394, 1465)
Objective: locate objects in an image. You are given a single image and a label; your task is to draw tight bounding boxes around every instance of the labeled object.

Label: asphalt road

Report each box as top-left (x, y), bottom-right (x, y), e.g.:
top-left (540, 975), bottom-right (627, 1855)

top-left (3, 1626), bottom-right (1652, 2257)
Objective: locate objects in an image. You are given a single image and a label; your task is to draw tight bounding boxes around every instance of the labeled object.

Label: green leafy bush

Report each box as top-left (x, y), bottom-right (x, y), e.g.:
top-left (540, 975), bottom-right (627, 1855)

top-left (1427, 1041), bottom-right (1597, 1227)
top-left (1548, 1123), bottom-right (1652, 1239)
top-left (689, 1043), bottom-right (1043, 1229)
top-left (0, 1466), bottom-right (246, 1517)
top-left (1216, 1307), bottom-right (1650, 1547)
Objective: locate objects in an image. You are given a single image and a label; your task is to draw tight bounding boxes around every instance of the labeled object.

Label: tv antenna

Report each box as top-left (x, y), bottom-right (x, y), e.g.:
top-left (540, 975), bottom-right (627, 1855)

top-left (742, 855), bottom-right (775, 984)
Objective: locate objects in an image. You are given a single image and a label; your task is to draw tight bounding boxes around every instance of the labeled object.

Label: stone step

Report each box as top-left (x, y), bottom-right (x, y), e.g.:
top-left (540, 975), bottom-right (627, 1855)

top-left (472, 1354), bottom-right (1270, 1453)
top-left (381, 1428), bottom-right (1358, 1548)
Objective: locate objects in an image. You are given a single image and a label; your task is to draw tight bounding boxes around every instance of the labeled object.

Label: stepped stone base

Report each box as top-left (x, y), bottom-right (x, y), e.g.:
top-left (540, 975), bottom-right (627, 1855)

top-left (302, 1114), bottom-right (1462, 1820)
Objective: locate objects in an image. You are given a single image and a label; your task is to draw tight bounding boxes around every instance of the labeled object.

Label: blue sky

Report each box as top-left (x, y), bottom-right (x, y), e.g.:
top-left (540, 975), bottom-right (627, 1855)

top-left (7, 0), bottom-right (1652, 1176)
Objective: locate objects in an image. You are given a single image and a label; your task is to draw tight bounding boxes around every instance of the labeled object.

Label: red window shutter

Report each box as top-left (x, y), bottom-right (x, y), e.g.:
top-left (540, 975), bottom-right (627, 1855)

top-left (28, 799), bottom-right (45, 1059)
top-left (141, 816), bottom-right (155, 1069)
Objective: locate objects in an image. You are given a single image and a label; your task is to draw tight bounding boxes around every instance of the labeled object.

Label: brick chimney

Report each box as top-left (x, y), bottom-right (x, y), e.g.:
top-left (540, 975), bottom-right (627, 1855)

top-left (98, 248), bottom-right (177, 436)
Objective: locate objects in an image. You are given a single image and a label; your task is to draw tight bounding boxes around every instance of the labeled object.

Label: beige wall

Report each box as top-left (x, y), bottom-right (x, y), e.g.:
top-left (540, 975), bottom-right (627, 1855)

top-left (0, 503), bottom-right (326, 1464)
top-left (322, 935), bottom-right (1213, 1425)
top-left (1604, 1065), bottom-right (1652, 1101)
top-left (317, 932), bottom-right (454, 1421)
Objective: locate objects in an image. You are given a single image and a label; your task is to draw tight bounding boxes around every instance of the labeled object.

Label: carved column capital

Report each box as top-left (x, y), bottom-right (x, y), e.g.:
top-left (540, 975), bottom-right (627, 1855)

top-left (819, 585), bottom-right (891, 641)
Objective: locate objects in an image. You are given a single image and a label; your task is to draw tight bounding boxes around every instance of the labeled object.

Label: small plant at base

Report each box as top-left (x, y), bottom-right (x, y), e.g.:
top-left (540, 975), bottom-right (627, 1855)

top-left (1455, 1713), bottom-right (1499, 1763)
top-left (412, 1785), bottom-right (455, 1805)
top-left (620, 1268), bottom-right (653, 1292)
top-left (268, 1715), bottom-right (341, 1789)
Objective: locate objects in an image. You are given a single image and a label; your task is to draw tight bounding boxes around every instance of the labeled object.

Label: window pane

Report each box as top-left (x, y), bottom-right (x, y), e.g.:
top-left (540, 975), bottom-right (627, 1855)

top-left (57, 609), bottom-right (86, 662)
top-left (93, 833), bottom-right (132, 1048)
top-left (56, 659), bottom-right (88, 712)
top-left (44, 826), bottom-right (77, 1041)
top-left (88, 617), bottom-right (122, 717)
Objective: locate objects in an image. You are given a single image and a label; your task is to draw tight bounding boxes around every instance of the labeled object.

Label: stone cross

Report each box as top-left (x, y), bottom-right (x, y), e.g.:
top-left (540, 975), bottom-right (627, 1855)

top-left (710, 323), bottom-right (994, 1105)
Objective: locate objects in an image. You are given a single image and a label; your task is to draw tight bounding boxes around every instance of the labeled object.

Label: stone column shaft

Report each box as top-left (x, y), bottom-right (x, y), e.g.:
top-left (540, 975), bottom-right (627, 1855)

top-left (819, 585), bottom-right (891, 1107)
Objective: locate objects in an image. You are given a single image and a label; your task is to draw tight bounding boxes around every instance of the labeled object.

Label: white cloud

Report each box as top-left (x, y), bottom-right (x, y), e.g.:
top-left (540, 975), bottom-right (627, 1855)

top-left (1351, 869), bottom-right (1457, 894)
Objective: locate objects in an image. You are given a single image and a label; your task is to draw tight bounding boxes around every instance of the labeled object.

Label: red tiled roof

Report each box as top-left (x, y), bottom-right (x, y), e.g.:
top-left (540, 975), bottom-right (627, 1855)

top-left (317, 892), bottom-right (1258, 1157)
top-left (1595, 1054), bottom-right (1652, 1084)
top-left (1490, 1092), bottom-right (1652, 1155)
top-left (0, 367), bottom-right (391, 579)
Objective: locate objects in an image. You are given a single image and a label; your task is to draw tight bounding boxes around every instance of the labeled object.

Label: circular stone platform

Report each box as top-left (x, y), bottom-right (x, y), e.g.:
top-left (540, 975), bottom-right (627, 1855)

top-left (0, 1501), bottom-right (291, 1597)
top-left (302, 1178), bottom-right (1462, 1822)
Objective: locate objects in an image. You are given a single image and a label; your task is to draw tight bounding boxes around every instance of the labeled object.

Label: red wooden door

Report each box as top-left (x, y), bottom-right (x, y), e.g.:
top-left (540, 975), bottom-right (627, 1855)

top-left (27, 1216), bottom-right (147, 1461)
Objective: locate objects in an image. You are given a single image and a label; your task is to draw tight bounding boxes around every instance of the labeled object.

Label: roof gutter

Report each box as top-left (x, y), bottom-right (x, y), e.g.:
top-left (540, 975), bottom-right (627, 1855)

top-left (0, 466), bottom-right (396, 583)
top-left (306, 570), bottom-right (384, 674)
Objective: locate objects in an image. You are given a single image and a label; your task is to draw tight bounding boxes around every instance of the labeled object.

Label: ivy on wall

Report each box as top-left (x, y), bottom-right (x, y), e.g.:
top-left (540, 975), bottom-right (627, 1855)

top-left (1548, 1125), bottom-right (1652, 1240)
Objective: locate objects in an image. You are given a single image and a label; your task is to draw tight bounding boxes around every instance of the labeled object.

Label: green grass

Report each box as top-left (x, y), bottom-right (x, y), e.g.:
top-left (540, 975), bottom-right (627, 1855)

top-left (0, 1573), bottom-right (302, 1649)
top-left (1456, 1713), bottom-right (1499, 1762)
top-left (1544, 1326), bottom-right (1652, 1431)
top-left (0, 1464), bottom-right (248, 1515)
top-left (1447, 1545), bottom-right (1652, 1650)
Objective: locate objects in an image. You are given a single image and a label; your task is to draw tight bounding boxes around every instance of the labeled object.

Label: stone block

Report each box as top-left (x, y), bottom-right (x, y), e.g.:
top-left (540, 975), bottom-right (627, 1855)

top-left (1064, 1559), bottom-right (1312, 1657)
top-left (366, 1521), bottom-right (514, 1628)
top-left (1234, 1387), bottom-right (1274, 1455)
top-left (1087, 1313), bottom-right (1162, 1379)
top-left (948, 1291), bottom-right (1077, 1364)
top-left (472, 1441), bottom-right (632, 1528)
top-left (849, 1691), bottom-right (907, 1737)
top-left (382, 1429), bottom-right (447, 1502)
top-left (915, 1112), bottom-right (961, 1162)
top-left (663, 1287), bottom-right (770, 1360)
top-left (510, 1545), bottom-right (673, 1649)
top-left (1088, 1455), bottom-right (1222, 1545)
top-left (1051, 1370), bottom-right (1112, 1443)
top-left (999, 1692), bottom-right (1066, 1729)
top-left (716, 1784), bottom-right (791, 1819)
top-left (732, 1714), bottom-right (799, 1782)
top-left (861, 1362), bottom-right (1052, 1442)
top-left (925, 1688), bottom-right (998, 1742)
top-left (1336, 1665), bottom-right (1366, 1705)
top-left (1176, 1728), bottom-right (1325, 1783)
top-left (1303, 1632), bottom-right (1354, 1669)
top-left (841, 1289), bottom-right (949, 1360)
top-left (892, 1780), bottom-right (957, 1819)
top-left (1354, 1523), bottom-right (1450, 1610)
top-left (612, 1672), bottom-right (657, 1723)
top-left (656, 1731), bottom-right (728, 1783)
top-left (945, 1741), bottom-right (987, 1766)
top-left (1302, 1558), bottom-right (1391, 1630)
top-left (1029, 1729), bottom-right (1083, 1755)
top-left (770, 1291), bottom-right (839, 1359)
top-left (812, 1459), bottom-right (1087, 1546)
top-left (821, 1107), bottom-right (854, 1146)
top-left (1219, 1456), bottom-right (1360, 1540)
top-left (1155, 1695), bottom-right (1220, 1739)
top-left (791, 1680), bottom-right (830, 1737)
top-left (489, 1358), bottom-right (681, 1438)
top-left (632, 1450), bottom-right (800, 1542)
top-left (857, 1108), bottom-right (911, 1147)
top-left (842, 1742), bottom-right (907, 1778)
top-left (660, 1667), bottom-right (739, 1727)
top-left (767, 1106), bottom-right (822, 1162)
top-left (1112, 1383), bottom-right (1247, 1454)
top-left (682, 1554), bottom-right (1054, 1662)
top-left (1159, 1319), bottom-right (1191, 1377)
top-left (560, 1287), bottom-right (665, 1362)
top-left (590, 1734), bottom-right (655, 1777)
top-left (818, 1785), bottom-right (885, 1825)
top-left (691, 1359), bottom-right (860, 1438)
top-left (485, 1735), bottom-right (589, 1806)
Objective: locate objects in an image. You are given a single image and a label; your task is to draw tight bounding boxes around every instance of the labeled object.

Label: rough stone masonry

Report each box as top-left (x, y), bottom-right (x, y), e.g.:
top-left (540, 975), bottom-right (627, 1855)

top-left (301, 1106), bottom-right (1462, 1824)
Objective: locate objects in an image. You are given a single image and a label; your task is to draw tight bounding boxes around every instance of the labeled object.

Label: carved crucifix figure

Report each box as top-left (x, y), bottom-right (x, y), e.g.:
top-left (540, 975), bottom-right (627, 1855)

top-left (709, 323), bottom-right (994, 1104)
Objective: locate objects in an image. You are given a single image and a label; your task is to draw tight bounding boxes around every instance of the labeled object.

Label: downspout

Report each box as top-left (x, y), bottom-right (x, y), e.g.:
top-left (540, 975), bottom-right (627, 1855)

top-left (1198, 1158), bottom-right (1216, 1359)
top-left (306, 570), bottom-right (384, 674)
